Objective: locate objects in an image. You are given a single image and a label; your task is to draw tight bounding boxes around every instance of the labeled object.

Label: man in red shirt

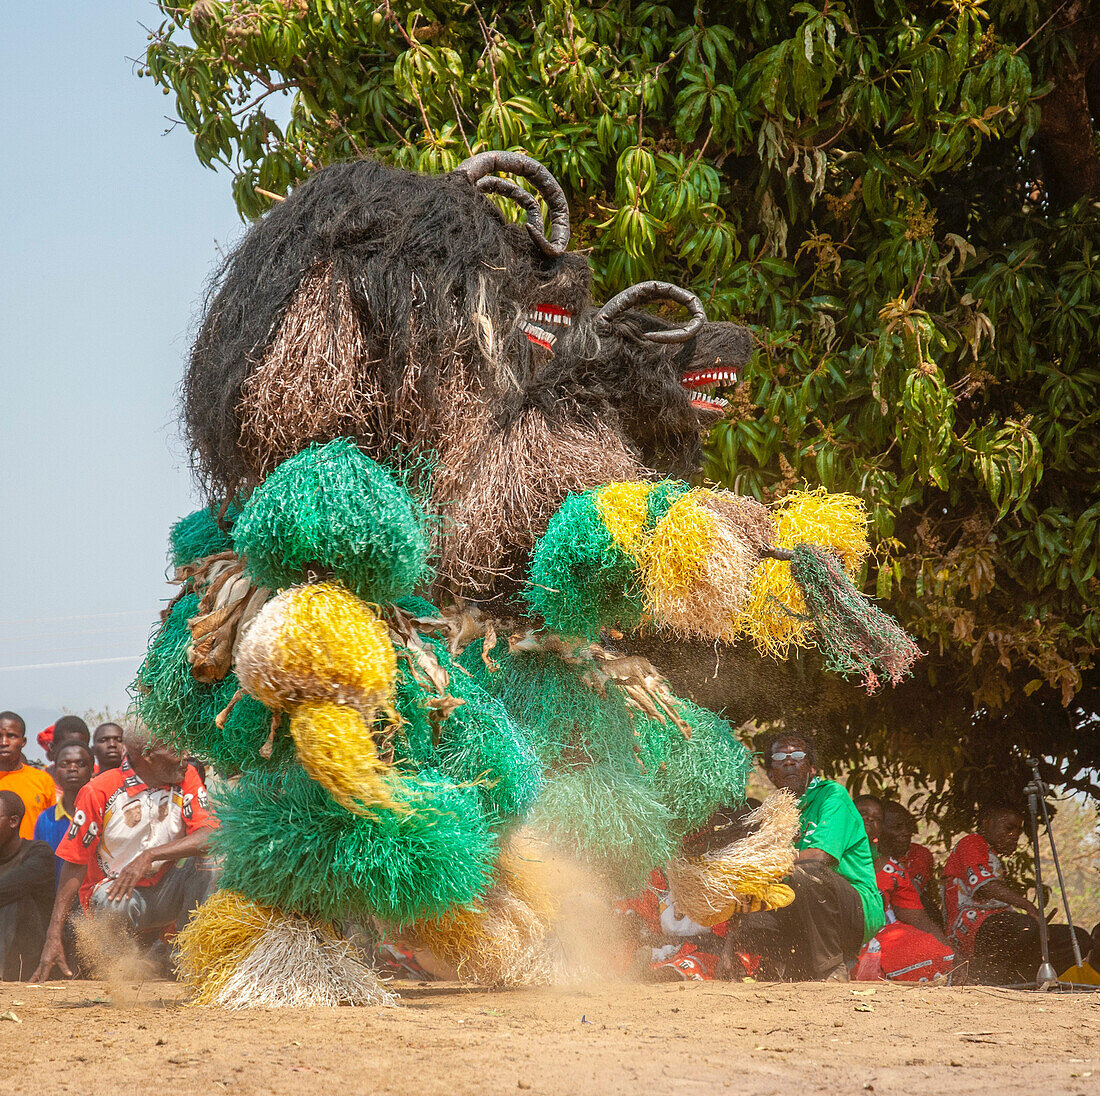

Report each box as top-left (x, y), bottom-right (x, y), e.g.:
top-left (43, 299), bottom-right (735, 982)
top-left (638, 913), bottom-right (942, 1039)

top-left (853, 796), bottom-right (955, 982)
top-left (880, 799), bottom-right (942, 926)
top-left (32, 724), bottom-right (218, 980)
top-left (943, 804), bottom-right (1089, 984)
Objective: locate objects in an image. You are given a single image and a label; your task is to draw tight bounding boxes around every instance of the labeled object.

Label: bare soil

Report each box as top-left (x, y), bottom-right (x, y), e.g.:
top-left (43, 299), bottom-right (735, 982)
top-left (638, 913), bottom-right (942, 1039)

top-left (1, 977), bottom-right (1097, 1095)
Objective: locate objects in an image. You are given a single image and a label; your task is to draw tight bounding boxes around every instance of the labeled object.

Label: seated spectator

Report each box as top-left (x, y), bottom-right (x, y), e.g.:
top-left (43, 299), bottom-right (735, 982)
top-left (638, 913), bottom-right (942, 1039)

top-left (1060, 923), bottom-right (1100, 986)
top-left (32, 723), bottom-right (219, 980)
top-left (91, 723), bottom-right (124, 773)
top-left (852, 795), bottom-right (955, 982)
top-left (33, 743), bottom-right (94, 974)
top-left (722, 731), bottom-right (884, 981)
top-left (44, 716), bottom-right (91, 788)
top-left (880, 799), bottom-right (941, 921)
top-left (0, 790), bottom-right (56, 980)
top-left (33, 744), bottom-right (94, 882)
top-left (943, 804), bottom-right (1090, 984)
top-left (0, 712), bottom-right (56, 839)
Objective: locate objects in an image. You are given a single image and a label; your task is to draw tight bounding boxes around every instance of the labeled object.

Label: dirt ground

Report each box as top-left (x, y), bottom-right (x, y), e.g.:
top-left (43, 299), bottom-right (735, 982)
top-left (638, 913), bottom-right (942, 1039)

top-left (0, 977), bottom-right (1096, 1096)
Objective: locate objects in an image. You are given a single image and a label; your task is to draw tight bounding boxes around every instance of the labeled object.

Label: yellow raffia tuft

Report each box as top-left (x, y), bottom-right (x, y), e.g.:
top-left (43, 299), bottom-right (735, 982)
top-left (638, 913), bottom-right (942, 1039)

top-left (236, 581), bottom-right (397, 715)
top-left (773, 488), bottom-right (870, 570)
top-left (637, 489), bottom-right (716, 614)
top-left (644, 489), bottom-right (759, 638)
top-left (235, 581), bottom-right (401, 811)
top-left (290, 699), bottom-right (403, 814)
top-left (665, 792), bottom-right (800, 927)
top-left (594, 481), bottom-right (654, 554)
top-left (176, 888), bottom-right (395, 1009)
top-left (175, 889), bottom-right (280, 1006)
top-left (732, 488), bottom-right (871, 657)
top-left (411, 855), bottom-right (562, 987)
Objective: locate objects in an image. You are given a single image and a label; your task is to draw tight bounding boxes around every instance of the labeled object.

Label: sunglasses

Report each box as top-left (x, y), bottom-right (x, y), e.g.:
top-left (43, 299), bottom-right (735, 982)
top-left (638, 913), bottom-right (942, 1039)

top-left (770, 750), bottom-right (807, 762)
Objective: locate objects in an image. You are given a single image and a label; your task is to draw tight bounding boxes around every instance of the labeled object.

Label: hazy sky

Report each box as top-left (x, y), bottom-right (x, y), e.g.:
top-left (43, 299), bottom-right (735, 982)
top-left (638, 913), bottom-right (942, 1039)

top-left (1, 3), bottom-right (247, 743)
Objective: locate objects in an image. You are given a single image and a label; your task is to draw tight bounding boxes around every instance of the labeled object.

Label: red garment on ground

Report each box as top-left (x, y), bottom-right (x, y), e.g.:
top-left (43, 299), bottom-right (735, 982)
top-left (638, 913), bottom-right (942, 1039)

top-left (942, 833), bottom-right (1007, 957)
top-left (651, 942), bottom-right (720, 981)
top-left (56, 760), bottom-right (216, 909)
top-left (856, 922), bottom-right (955, 982)
top-left (903, 842), bottom-right (935, 894)
top-left (853, 857), bottom-right (955, 982)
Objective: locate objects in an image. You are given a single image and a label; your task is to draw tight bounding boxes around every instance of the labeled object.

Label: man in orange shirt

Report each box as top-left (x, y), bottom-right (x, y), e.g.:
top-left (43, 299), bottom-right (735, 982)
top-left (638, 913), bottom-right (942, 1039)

top-left (0, 712), bottom-right (56, 839)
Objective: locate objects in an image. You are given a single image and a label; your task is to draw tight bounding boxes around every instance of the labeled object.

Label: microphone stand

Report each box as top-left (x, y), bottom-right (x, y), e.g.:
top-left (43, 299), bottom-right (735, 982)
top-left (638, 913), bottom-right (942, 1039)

top-left (1023, 777), bottom-right (1058, 989)
top-left (1026, 758), bottom-right (1084, 972)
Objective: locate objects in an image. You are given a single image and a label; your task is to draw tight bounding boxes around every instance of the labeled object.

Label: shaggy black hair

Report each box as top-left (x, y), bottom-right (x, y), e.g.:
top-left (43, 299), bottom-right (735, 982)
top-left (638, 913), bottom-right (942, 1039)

top-left (544, 311), bottom-right (754, 475)
top-left (185, 158), bottom-right (591, 501)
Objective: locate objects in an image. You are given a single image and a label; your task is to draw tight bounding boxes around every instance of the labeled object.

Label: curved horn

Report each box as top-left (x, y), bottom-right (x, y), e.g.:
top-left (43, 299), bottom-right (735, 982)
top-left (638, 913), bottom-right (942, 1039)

top-left (475, 176), bottom-right (546, 238)
top-left (595, 280), bottom-right (707, 344)
top-left (458, 150), bottom-right (570, 255)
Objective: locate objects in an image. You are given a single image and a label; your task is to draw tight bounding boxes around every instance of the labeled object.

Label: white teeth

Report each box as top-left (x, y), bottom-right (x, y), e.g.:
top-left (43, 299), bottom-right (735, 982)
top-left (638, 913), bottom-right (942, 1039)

top-left (520, 319), bottom-right (556, 345)
top-left (525, 307), bottom-right (572, 329)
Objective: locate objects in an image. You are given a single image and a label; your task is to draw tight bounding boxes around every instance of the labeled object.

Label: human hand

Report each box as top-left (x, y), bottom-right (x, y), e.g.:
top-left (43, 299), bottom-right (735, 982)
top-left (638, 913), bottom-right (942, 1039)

top-left (31, 934), bottom-right (72, 982)
top-left (105, 850), bottom-right (156, 902)
top-left (1023, 900), bottom-right (1042, 922)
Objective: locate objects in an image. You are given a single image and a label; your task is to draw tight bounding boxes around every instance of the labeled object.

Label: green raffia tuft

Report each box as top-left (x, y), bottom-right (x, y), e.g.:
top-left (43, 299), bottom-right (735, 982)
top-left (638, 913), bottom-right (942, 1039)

top-left (232, 438), bottom-right (432, 601)
top-left (526, 763), bottom-right (676, 889)
top-left (168, 503), bottom-right (240, 570)
top-left (653, 699), bottom-right (751, 835)
top-left (644, 480), bottom-right (690, 528)
top-left (131, 594), bottom-right (293, 773)
top-left (525, 491), bottom-right (644, 639)
top-left (790, 542), bottom-right (922, 693)
top-left (435, 690), bottom-right (542, 823)
top-left (392, 634), bottom-right (541, 823)
top-left (393, 595), bottom-right (440, 618)
top-left (212, 765), bottom-right (497, 924)
top-left (460, 642), bottom-right (678, 772)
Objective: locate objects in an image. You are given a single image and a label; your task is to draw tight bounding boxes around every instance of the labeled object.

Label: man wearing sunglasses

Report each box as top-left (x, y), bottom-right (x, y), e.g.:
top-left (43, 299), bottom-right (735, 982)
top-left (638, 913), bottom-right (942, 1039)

top-left (723, 730), bottom-right (883, 981)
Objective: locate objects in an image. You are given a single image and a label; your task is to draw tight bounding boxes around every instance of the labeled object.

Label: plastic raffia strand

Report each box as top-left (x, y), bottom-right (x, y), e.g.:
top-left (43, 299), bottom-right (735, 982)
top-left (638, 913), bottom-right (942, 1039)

top-left (789, 542), bottom-right (922, 692)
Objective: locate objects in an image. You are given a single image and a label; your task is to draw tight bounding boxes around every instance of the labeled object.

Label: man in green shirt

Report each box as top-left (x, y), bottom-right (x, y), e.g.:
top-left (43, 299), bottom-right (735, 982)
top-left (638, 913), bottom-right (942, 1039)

top-left (724, 730), bottom-right (883, 981)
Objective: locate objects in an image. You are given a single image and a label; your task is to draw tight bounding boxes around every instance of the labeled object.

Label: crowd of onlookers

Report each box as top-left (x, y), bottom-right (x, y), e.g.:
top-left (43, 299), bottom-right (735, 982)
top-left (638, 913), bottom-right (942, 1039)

top-left (0, 710), bottom-right (216, 981)
top-left (1, 709), bottom-right (1097, 988)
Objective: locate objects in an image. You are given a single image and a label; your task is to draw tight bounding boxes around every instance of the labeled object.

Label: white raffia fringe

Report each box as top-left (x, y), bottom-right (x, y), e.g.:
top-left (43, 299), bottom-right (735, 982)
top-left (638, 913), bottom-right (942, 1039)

top-left (211, 917), bottom-right (398, 1009)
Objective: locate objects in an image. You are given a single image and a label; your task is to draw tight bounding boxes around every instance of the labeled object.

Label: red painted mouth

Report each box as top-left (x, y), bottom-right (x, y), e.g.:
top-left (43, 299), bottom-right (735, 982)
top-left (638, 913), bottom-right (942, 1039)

top-left (520, 304), bottom-right (573, 350)
top-left (680, 366), bottom-right (737, 411)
